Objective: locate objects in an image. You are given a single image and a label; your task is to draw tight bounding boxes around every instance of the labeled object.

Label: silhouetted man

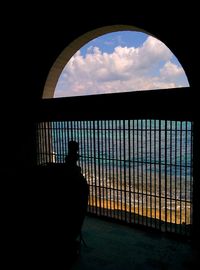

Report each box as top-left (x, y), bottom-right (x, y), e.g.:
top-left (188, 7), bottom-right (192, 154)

top-left (65, 141), bottom-right (89, 259)
top-left (36, 141), bottom-right (88, 267)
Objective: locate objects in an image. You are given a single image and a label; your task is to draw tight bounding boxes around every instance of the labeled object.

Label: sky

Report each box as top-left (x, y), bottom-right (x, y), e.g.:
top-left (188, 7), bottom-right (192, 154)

top-left (54, 31), bottom-right (189, 98)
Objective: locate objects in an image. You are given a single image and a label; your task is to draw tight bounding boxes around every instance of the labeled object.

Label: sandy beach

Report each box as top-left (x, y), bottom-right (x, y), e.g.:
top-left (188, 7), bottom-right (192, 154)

top-left (88, 197), bottom-right (191, 224)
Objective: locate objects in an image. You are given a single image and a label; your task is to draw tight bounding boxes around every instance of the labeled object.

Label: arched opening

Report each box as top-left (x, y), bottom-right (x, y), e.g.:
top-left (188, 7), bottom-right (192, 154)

top-left (43, 25), bottom-right (189, 99)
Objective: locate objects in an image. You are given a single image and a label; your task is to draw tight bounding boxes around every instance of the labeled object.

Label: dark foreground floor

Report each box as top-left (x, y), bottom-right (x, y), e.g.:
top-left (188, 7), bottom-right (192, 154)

top-left (71, 216), bottom-right (199, 270)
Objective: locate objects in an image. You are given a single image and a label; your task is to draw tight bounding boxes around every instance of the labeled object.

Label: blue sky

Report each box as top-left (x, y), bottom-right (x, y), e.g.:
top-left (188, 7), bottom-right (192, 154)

top-left (80, 31), bottom-right (148, 56)
top-left (54, 31), bottom-right (189, 97)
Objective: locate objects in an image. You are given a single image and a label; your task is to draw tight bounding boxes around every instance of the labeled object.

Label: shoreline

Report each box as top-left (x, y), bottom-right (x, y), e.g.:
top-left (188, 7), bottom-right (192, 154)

top-left (88, 197), bottom-right (191, 224)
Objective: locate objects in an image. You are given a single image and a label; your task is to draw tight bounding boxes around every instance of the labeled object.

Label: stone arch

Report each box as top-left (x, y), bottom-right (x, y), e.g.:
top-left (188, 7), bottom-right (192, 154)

top-left (43, 24), bottom-right (190, 99)
top-left (42, 25), bottom-right (156, 98)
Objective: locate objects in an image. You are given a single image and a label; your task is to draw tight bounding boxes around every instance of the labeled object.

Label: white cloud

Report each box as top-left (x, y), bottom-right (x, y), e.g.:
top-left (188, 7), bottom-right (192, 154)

top-left (54, 36), bottom-right (189, 97)
top-left (160, 61), bottom-right (184, 79)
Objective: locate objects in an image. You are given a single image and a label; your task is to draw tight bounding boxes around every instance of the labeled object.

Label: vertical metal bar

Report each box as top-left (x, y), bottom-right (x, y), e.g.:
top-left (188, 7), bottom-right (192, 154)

top-left (75, 121), bottom-right (78, 142)
top-left (180, 121), bottom-right (183, 232)
top-left (93, 121), bottom-right (98, 215)
top-left (54, 122), bottom-right (58, 163)
top-left (44, 122), bottom-right (47, 163)
top-left (154, 120), bottom-right (157, 228)
top-left (170, 121), bottom-right (172, 231)
top-left (159, 120), bottom-right (162, 231)
top-left (72, 120), bottom-right (75, 141)
top-left (185, 121), bottom-right (188, 230)
top-left (57, 121), bottom-right (62, 162)
top-left (108, 120), bottom-right (112, 217)
top-left (141, 120), bottom-right (144, 225)
top-left (76, 121), bottom-right (80, 165)
top-left (86, 121), bottom-right (91, 212)
top-left (68, 121), bottom-right (71, 142)
top-left (45, 122), bottom-right (51, 162)
top-left (41, 122), bottom-right (44, 164)
top-left (165, 120), bottom-right (168, 231)
top-left (115, 120), bottom-right (119, 220)
top-left (84, 120), bottom-right (88, 181)
top-left (52, 122), bottom-right (55, 163)
top-left (91, 120), bottom-right (96, 214)
top-left (66, 121), bottom-right (69, 148)
top-left (66, 121), bottom-right (69, 155)
top-left (101, 120), bottom-right (105, 213)
top-left (118, 120), bottom-right (121, 220)
top-left (79, 121), bottom-right (83, 173)
top-left (112, 120), bottom-right (116, 218)
top-left (133, 120), bottom-right (136, 224)
top-left (60, 121), bottom-right (63, 162)
top-left (57, 121), bottom-right (62, 163)
top-left (128, 119), bottom-right (131, 223)
top-left (80, 121), bottom-right (84, 171)
top-left (97, 120), bottom-right (101, 215)
top-left (64, 121), bottom-right (67, 159)
top-left (54, 121), bottom-right (57, 162)
top-left (63, 121), bottom-right (67, 161)
top-left (86, 121), bottom-right (95, 213)
top-left (137, 120), bottom-right (140, 223)
top-left (68, 121), bottom-right (71, 141)
top-left (175, 121), bottom-right (177, 232)
top-left (50, 121), bottom-right (53, 162)
top-left (145, 119), bottom-right (148, 226)
top-left (99, 120), bottom-right (103, 213)
top-left (72, 121), bottom-right (75, 141)
top-left (190, 122), bottom-right (193, 229)
top-left (123, 120), bottom-right (127, 221)
top-left (71, 120), bottom-right (74, 141)
top-left (75, 120), bottom-right (78, 143)
top-left (59, 122), bottom-right (63, 162)
top-left (108, 119), bottom-right (111, 217)
top-left (60, 121), bottom-right (65, 162)
top-left (150, 119), bottom-right (152, 226)
top-left (90, 120), bottom-right (95, 213)
top-left (83, 121), bottom-right (88, 207)
top-left (108, 120), bottom-right (113, 217)
top-left (43, 122), bottom-right (47, 163)
top-left (59, 121), bottom-right (62, 162)
top-left (57, 121), bottom-right (60, 163)
top-left (104, 120), bottom-right (108, 217)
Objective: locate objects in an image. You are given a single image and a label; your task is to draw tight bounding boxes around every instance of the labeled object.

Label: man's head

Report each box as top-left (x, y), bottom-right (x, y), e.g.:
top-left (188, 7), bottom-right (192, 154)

top-left (68, 141), bottom-right (79, 153)
top-left (65, 141), bottom-right (79, 163)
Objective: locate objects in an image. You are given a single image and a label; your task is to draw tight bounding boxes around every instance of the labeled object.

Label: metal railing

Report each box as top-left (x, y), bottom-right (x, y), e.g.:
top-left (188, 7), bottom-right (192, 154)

top-left (36, 119), bottom-right (193, 237)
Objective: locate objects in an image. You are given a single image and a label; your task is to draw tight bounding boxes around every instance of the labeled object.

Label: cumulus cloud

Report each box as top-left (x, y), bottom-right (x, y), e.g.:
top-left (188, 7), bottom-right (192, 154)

top-left (160, 61), bottom-right (184, 79)
top-left (54, 36), bottom-right (189, 97)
